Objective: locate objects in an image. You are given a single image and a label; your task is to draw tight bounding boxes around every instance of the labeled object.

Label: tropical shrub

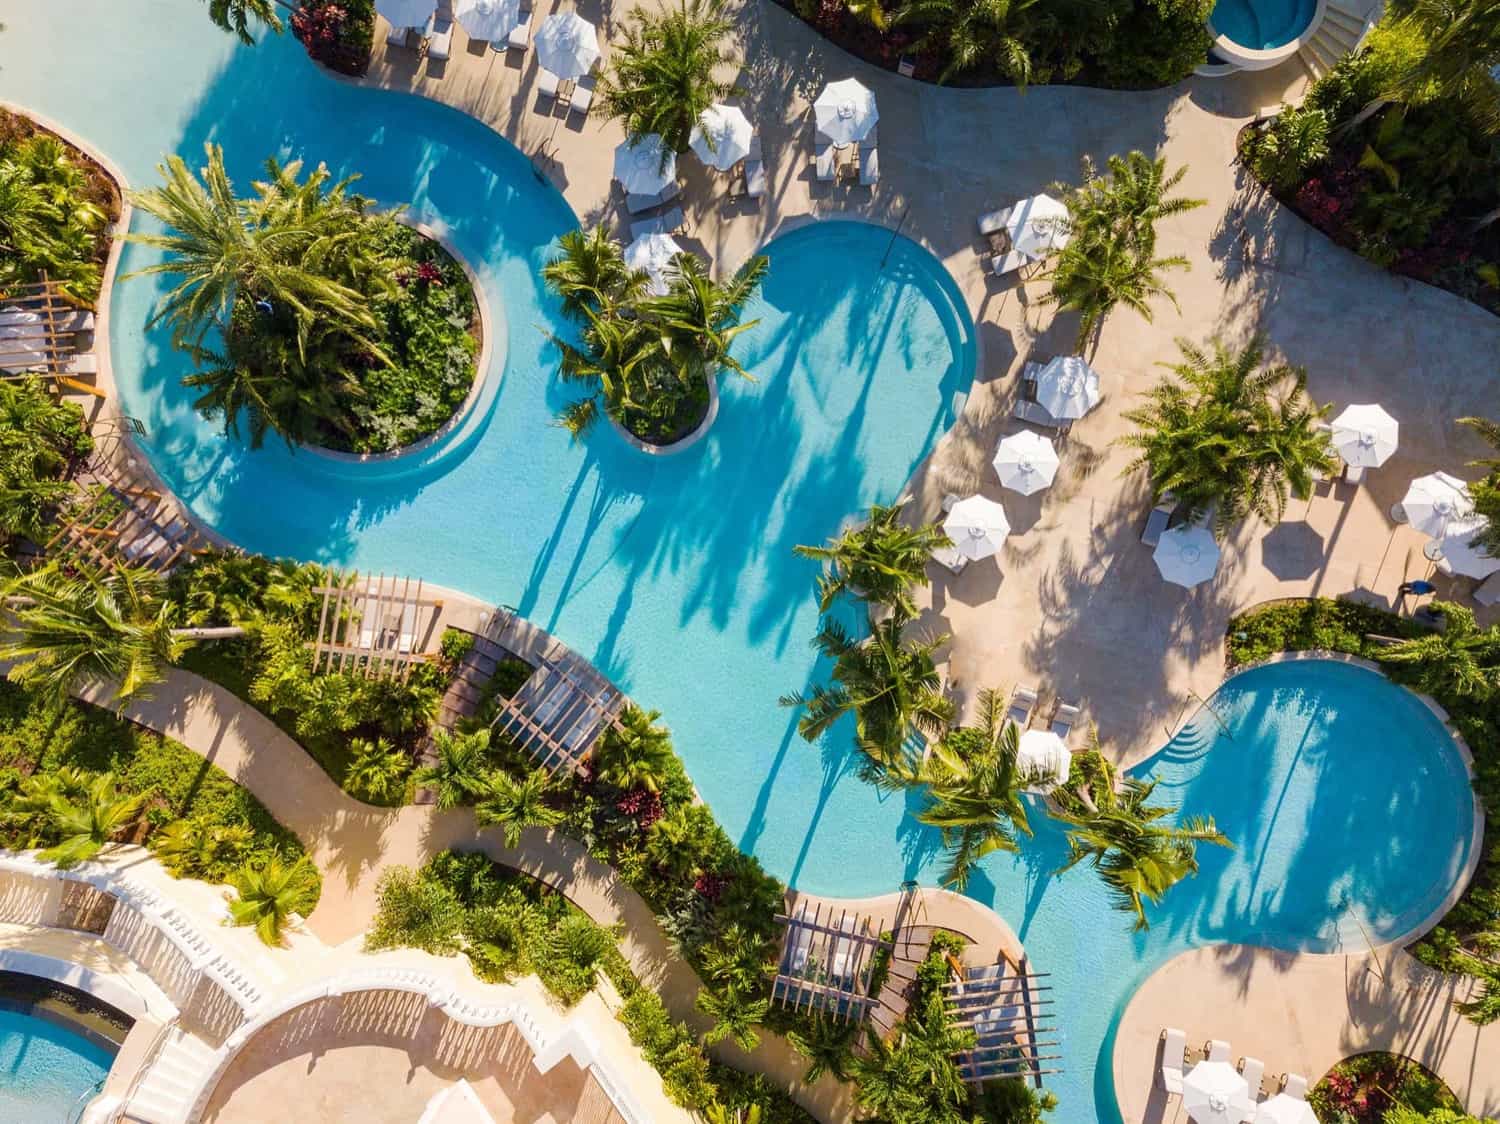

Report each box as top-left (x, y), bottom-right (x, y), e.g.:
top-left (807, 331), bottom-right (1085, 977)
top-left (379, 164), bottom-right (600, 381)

top-left (227, 855), bottom-right (320, 946)
top-left (0, 379), bottom-right (93, 547)
top-left (1309, 1052), bottom-right (1463, 1122)
top-left (293, 0), bottom-right (376, 75)
top-left (201, 0), bottom-right (284, 43)
top-left (1242, 105), bottom-right (1332, 192)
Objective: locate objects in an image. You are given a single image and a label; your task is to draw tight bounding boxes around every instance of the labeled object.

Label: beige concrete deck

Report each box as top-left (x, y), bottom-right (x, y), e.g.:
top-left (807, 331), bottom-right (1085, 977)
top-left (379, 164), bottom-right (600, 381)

top-left (1113, 945), bottom-right (1500, 1122)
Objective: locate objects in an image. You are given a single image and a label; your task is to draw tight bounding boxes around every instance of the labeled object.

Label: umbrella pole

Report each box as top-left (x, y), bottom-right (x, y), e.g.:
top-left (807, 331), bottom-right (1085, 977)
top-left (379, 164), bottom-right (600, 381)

top-left (879, 206), bottom-right (911, 271)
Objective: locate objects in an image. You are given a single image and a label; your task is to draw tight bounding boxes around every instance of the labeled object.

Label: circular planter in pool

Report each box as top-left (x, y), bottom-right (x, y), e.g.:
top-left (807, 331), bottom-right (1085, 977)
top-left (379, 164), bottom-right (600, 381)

top-left (1208, 0), bottom-right (1325, 69)
top-left (606, 373), bottom-right (720, 456)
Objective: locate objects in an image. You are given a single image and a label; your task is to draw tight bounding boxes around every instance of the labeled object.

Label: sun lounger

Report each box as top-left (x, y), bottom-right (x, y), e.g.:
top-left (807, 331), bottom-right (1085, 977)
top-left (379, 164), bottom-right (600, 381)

top-left (387, 20), bottom-right (410, 46)
top-left (630, 206), bottom-right (686, 241)
top-left (931, 543), bottom-right (967, 575)
top-left (744, 154), bottom-right (767, 200)
top-left (1282, 1074), bottom-right (1308, 1099)
top-left (60, 309), bottom-right (95, 334)
top-left (1237, 1056), bottom-right (1265, 1120)
top-left (570, 78), bottom-right (594, 116)
top-left (1050, 701), bottom-right (1080, 743)
top-left (1159, 1027), bottom-right (1186, 1095)
top-left (536, 67), bottom-right (560, 105)
top-left (1011, 398), bottom-right (1061, 431)
top-left (428, 14), bottom-right (453, 60)
top-left (859, 146), bottom-right (879, 186)
top-left (1007, 685), bottom-right (1038, 729)
top-left (813, 143), bottom-right (835, 183)
top-left (860, 125), bottom-right (878, 150)
top-left (507, 8), bottom-right (532, 50)
top-left (1206, 1039), bottom-right (1231, 1064)
top-left (626, 181), bottom-right (680, 214)
top-left (65, 353), bottom-right (98, 376)
top-left (978, 207), bottom-right (1013, 237)
top-left (989, 250), bottom-right (1027, 277)
top-left (1141, 496), bottom-right (1176, 547)
top-left (1342, 462), bottom-right (1366, 485)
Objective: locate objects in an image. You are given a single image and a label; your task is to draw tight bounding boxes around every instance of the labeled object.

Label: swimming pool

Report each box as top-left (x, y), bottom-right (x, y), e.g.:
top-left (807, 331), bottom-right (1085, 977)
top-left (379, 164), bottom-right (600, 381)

top-left (0, 4), bottom-right (1479, 1120)
top-left (1210, 0), bottom-right (1320, 52)
top-left (0, 1005), bottom-right (116, 1122)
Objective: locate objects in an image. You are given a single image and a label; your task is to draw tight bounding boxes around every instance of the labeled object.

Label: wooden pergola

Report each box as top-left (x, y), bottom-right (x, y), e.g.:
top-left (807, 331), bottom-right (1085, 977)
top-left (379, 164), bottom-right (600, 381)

top-left (311, 570), bottom-right (444, 681)
top-left (46, 449), bottom-right (209, 575)
top-left (770, 903), bottom-right (890, 1025)
top-left (943, 956), bottom-right (1060, 1086)
top-left (0, 279), bottom-right (104, 398)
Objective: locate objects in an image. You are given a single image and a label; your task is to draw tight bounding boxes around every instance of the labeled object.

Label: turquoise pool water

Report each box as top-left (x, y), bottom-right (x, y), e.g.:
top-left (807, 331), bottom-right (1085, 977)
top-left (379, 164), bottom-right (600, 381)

top-left (1210, 0), bottom-right (1319, 50)
top-left (0, 1006), bottom-right (114, 1122)
top-left (0, 5), bottom-right (1479, 1120)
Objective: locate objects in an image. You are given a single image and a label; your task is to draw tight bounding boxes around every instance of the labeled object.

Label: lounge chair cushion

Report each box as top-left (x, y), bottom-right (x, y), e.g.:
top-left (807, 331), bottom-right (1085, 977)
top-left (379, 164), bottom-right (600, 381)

top-left (428, 15), bottom-right (453, 59)
top-left (570, 82), bottom-right (593, 114)
top-left (990, 250), bottom-right (1027, 276)
top-left (1141, 504), bottom-right (1171, 546)
top-left (386, 22), bottom-right (409, 45)
top-left (1011, 398), bottom-right (1059, 430)
top-left (931, 544), bottom-right (967, 575)
top-left (746, 134), bottom-right (763, 161)
top-left (744, 159), bottom-right (766, 199)
top-left (537, 68), bottom-right (560, 99)
top-left (630, 206), bottom-right (686, 241)
top-left (1207, 1040), bottom-right (1231, 1063)
top-left (978, 207), bottom-right (1013, 236)
top-left (859, 146), bottom-right (880, 186)
top-left (507, 11), bottom-right (531, 50)
top-left (814, 144), bottom-right (835, 182)
top-left (860, 125), bottom-right (879, 149)
top-left (1283, 1074), bottom-right (1308, 1099)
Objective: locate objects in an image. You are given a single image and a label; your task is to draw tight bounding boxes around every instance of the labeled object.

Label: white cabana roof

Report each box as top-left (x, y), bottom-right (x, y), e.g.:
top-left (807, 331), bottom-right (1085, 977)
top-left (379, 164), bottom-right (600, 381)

top-left (534, 11), bottom-right (600, 79)
top-left (1329, 403), bottom-right (1398, 468)
top-left (942, 495), bottom-right (1011, 562)
top-left (1016, 729), bottom-right (1070, 791)
top-left (613, 135), bottom-right (675, 196)
top-left (1034, 355), bottom-right (1101, 420)
top-left (1431, 515), bottom-right (1500, 578)
top-left (1401, 471), bottom-right (1474, 536)
top-left (814, 78), bottom-right (878, 145)
top-left (1006, 194), bottom-right (1071, 259)
top-left (1183, 1060), bottom-right (1248, 1124)
top-left (992, 430), bottom-right (1060, 495)
top-left (1154, 525), bottom-right (1220, 589)
top-left (690, 104), bottom-right (754, 171)
top-left (377, 0), bottom-right (434, 26)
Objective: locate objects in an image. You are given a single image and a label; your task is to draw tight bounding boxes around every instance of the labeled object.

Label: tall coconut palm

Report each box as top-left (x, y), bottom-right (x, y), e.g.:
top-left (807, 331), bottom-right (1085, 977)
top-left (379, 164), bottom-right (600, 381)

top-left (781, 609), bottom-right (954, 775)
top-left (343, 736), bottom-right (410, 803)
top-left (1060, 151), bottom-right (1205, 251)
top-left (894, 0), bottom-right (1037, 86)
top-left (794, 501), bottom-right (951, 618)
top-left (474, 767), bottom-right (563, 847)
top-left (203, 0), bottom-right (285, 44)
top-left (542, 226), bottom-right (648, 322)
top-left (1049, 742), bottom-right (1231, 931)
top-left (1118, 335), bottom-right (1335, 536)
top-left (548, 305), bottom-right (662, 437)
top-left (1374, 601), bottom-right (1500, 698)
top-left (850, 989), bottom-right (975, 1119)
top-left (227, 855), bottom-right (321, 946)
top-left (0, 563), bottom-right (245, 702)
top-left (640, 252), bottom-right (769, 382)
top-left (598, 0), bottom-right (739, 160)
top-left (36, 771), bottom-right (144, 870)
top-left (916, 687), bottom-right (1032, 890)
top-left (412, 728), bottom-right (493, 809)
top-left (592, 704), bottom-right (676, 792)
top-left (1043, 236), bottom-right (1189, 351)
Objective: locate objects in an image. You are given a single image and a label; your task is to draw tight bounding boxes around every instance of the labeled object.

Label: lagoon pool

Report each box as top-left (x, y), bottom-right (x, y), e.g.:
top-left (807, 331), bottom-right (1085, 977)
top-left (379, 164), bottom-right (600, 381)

top-left (0, 1005), bottom-right (114, 1123)
top-left (0, 4), bottom-right (1479, 1120)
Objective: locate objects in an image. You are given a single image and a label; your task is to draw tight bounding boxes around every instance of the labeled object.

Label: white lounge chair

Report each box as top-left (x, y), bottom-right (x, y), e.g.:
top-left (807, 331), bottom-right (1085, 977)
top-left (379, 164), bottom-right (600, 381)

top-left (386, 20), bottom-right (410, 46)
top-left (428, 14), bottom-right (453, 60)
top-left (1159, 1027), bottom-right (1186, 1095)
top-left (536, 67), bottom-right (559, 107)
top-left (1012, 398), bottom-right (1061, 430)
top-left (1237, 1056), bottom-right (1265, 1121)
top-left (65, 353), bottom-right (98, 376)
top-left (1007, 685), bottom-right (1038, 729)
top-left (989, 250), bottom-right (1028, 277)
top-left (931, 543), bottom-right (967, 575)
top-left (859, 146), bottom-right (880, 186)
top-left (860, 125), bottom-right (878, 149)
top-left (506, 8), bottom-right (532, 50)
top-left (978, 207), bottom-right (1013, 237)
top-left (1343, 462), bottom-right (1366, 485)
top-left (1141, 496), bottom-right (1176, 546)
top-left (813, 143), bottom-right (835, 183)
top-left (1050, 702), bottom-right (1080, 743)
top-left (570, 78), bottom-right (594, 116)
top-left (1282, 1073), bottom-right (1309, 1099)
top-left (1207, 1039), bottom-right (1231, 1064)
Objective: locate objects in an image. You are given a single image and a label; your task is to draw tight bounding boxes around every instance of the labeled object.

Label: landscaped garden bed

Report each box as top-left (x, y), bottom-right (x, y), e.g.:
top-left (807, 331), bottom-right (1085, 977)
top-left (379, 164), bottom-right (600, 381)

top-left (1309, 1051), bottom-right (1464, 1123)
top-left (292, 0), bottom-right (377, 76)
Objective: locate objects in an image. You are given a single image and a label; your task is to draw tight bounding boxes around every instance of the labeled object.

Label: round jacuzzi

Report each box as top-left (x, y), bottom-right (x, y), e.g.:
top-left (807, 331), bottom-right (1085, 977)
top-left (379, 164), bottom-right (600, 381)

top-left (1208, 0), bottom-right (1324, 69)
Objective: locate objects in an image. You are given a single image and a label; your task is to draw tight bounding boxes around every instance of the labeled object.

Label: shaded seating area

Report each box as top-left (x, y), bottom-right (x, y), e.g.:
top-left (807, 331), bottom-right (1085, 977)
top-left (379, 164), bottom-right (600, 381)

top-left (1158, 1027), bottom-right (1309, 1122)
top-left (490, 651), bottom-right (626, 774)
top-left (943, 955), bottom-right (1058, 1085)
top-left (771, 902), bottom-right (889, 1026)
top-left (312, 571), bottom-right (446, 681)
top-left (0, 278), bottom-right (105, 398)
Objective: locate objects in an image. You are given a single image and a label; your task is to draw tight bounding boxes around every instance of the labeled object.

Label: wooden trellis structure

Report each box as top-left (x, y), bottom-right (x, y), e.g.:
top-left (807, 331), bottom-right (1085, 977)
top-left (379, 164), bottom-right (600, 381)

top-left (0, 279), bottom-right (104, 397)
top-left (770, 903), bottom-right (890, 1025)
top-left (943, 956), bottom-right (1060, 1086)
top-left (311, 570), bottom-right (444, 681)
top-left (490, 653), bottom-right (626, 774)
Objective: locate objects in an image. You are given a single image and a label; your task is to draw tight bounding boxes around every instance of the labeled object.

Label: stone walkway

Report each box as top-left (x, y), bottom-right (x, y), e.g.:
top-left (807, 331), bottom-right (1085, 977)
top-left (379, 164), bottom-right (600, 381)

top-left (1113, 945), bottom-right (1500, 1122)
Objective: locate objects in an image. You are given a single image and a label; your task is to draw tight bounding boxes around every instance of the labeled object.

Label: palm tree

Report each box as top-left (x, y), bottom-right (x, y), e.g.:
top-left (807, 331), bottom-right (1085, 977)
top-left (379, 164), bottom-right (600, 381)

top-left (1050, 741), bottom-right (1231, 930)
top-left (786, 1016), bottom-right (857, 1083)
top-left (894, 0), bottom-right (1037, 86)
top-left (203, 0), bottom-right (284, 44)
top-left (695, 983), bottom-right (772, 1051)
top-left (548, 304), bottom-right (663, 437)
top-left (640, 253), bottom-right (769, 382)
top-left (0, 378), bottom-right (89, 545)
top-left (227, 855), bottom-right (321, 946)
top-left (344, 736), bottom-right (410, 802)
top-left (781, 610), bottom-right (954, 775)
top-left (849, 990), bottom-right (975, 1120)
top-left (794, 500), bottom-right (951, 617)
top-left (1043, 236), bottom-right (1190, 351)
top-left (542, 226), bottom-right (647, 322)
top-left (916, 687), bottom-right (1032, 890)
top-left (0, 563), bottom-right (245, 702)
top-left (1118, 335), bottom-right (1335, 536)
top-left (592, 704), bottom-right (676, 792)
top-left (1060, 151), bottom-right (1205, 251)
top-left (152, 818), bottom-right (252, 876)
top-left (474, 767), bottom-right (563, 847)
top-left (1374, 601), bottom-right (1500, 698)
top-left (36, 772), bottom-right (144, 870)
top-left (1459, 416), bottom-right (1500, 558)
top-left (598, 0), bottom-right (739, 160)
top-left (1452, 952), bottom-right (1500, 1025)
top-left (412, 728), bottom-right (493, 809)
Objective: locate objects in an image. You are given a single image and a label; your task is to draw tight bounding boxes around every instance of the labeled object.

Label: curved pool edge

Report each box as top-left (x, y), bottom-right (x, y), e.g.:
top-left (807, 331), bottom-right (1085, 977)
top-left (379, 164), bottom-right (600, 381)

top-left (1207, 0), bottom-right (1328, 70)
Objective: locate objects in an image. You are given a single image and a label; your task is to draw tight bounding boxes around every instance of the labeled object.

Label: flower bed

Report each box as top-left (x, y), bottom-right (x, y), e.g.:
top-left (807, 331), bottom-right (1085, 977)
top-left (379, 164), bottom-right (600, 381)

top-left (1309, 1052), bottom-right (1462, 1123)
top-left (293, 0), bottom-right (376, 76)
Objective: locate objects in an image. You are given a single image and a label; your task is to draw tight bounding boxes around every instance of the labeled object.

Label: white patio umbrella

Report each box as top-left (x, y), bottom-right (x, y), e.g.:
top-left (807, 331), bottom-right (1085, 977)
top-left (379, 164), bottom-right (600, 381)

top-left (452, 0), bottom-right (522, 40)
top-left (623, 233), bottom-right (682, 296)
top-left (377, 0), bottom-right (435, 27)
top-left (1401, 471), bottom-right (1473, 536)
top-left (1253, 1094), bottom-right (1318, 1124)
top-left (941, 495), bottom-right (1010, 562)
top-left (1430, 515), bottom-right (1500, 578)
top-left (1330, 403), bottom-right (1399, 468)
top-left (1016, 729), bottom-right (1070, 791)
top-left (992, 431), bottom-right (1059, 496)
top-left (813, 78), bottom-right (878, 146)
top-left (1034, 355), bottom-right (1101, 420)
top-left (1183, 1060), bottom-right (1249, 1124)
top-left (690, 104), bottom-right (754, 171)
top-left (613, 135), bottom-right (676, 196)
top-left (1005, 194), bottom-right (1071, 260)
top-left (1154, 525), bottom-right (1220, 589)
top-left (534, 11), bottom-right (599, 79)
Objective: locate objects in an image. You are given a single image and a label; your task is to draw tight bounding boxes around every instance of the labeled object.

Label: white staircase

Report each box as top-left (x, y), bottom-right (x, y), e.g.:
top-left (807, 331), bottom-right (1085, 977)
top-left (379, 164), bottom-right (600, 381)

top-left (1298, 0), bottom-right (1379, 81)
top-left (122, 1027), bottom-right (219, 1124)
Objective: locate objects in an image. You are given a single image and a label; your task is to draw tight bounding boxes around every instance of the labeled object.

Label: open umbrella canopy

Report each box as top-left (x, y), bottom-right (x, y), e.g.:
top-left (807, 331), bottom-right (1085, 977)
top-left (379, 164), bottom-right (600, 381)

top-left (1154, 525), bottom-right (1220, 588)
top-left (1184, 1060), bottom-right (1248, 1124)
top-left (690, 104), bottom-right (754, 171)
top-left (1431, 515), bottom-right (1500, 578)
top-left (814, 78), bottom-right (878, 145)
top-left (377, 0), bottom-right (435, 26)
top-left (453, 0), bottom-right (521, 39)
top-left (1330, 403), bottom-right (1399, 468)
top-left (623, 233), bottom-right (682, 296)
top-left (613, 135), bottom-right (675, 195)
top-left (1034, 355), bottom-right (1101, 420)
top-left (1006, 194), bottom-right (1071, 260)
top-left (1401, 471), bottom-right (1473, 536)
top-left (942, 495), bottom-right (1010, 561)
top-left (992, 430), bottom-right (1059, 495)
top-left (1253, 1095), bottom-right (1318, 1124)
top-left (1016, 729), bottom-right (1070, 791)
top-left (534, 11), bottom-right (599, 79)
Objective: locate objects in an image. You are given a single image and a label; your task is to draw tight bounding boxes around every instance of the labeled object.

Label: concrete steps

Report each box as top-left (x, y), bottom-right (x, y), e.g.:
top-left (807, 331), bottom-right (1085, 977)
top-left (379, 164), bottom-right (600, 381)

top-left (123, 1027), bottom-right (218, 1124)
top-left (1297, 1), bottom-right (1377, 81)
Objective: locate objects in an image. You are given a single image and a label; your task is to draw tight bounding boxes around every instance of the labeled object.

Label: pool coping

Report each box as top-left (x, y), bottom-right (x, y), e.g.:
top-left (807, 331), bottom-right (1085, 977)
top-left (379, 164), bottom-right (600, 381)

top-left (1207, 0), bottom-right (1329, 71)
top-left (607, 371), bottom-right (721, 456)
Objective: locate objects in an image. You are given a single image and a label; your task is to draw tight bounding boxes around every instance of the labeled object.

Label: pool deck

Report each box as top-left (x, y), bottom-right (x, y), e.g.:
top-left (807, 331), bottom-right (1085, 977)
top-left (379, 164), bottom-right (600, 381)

top-left (1113, 945), bottom-right (1500, 1122)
